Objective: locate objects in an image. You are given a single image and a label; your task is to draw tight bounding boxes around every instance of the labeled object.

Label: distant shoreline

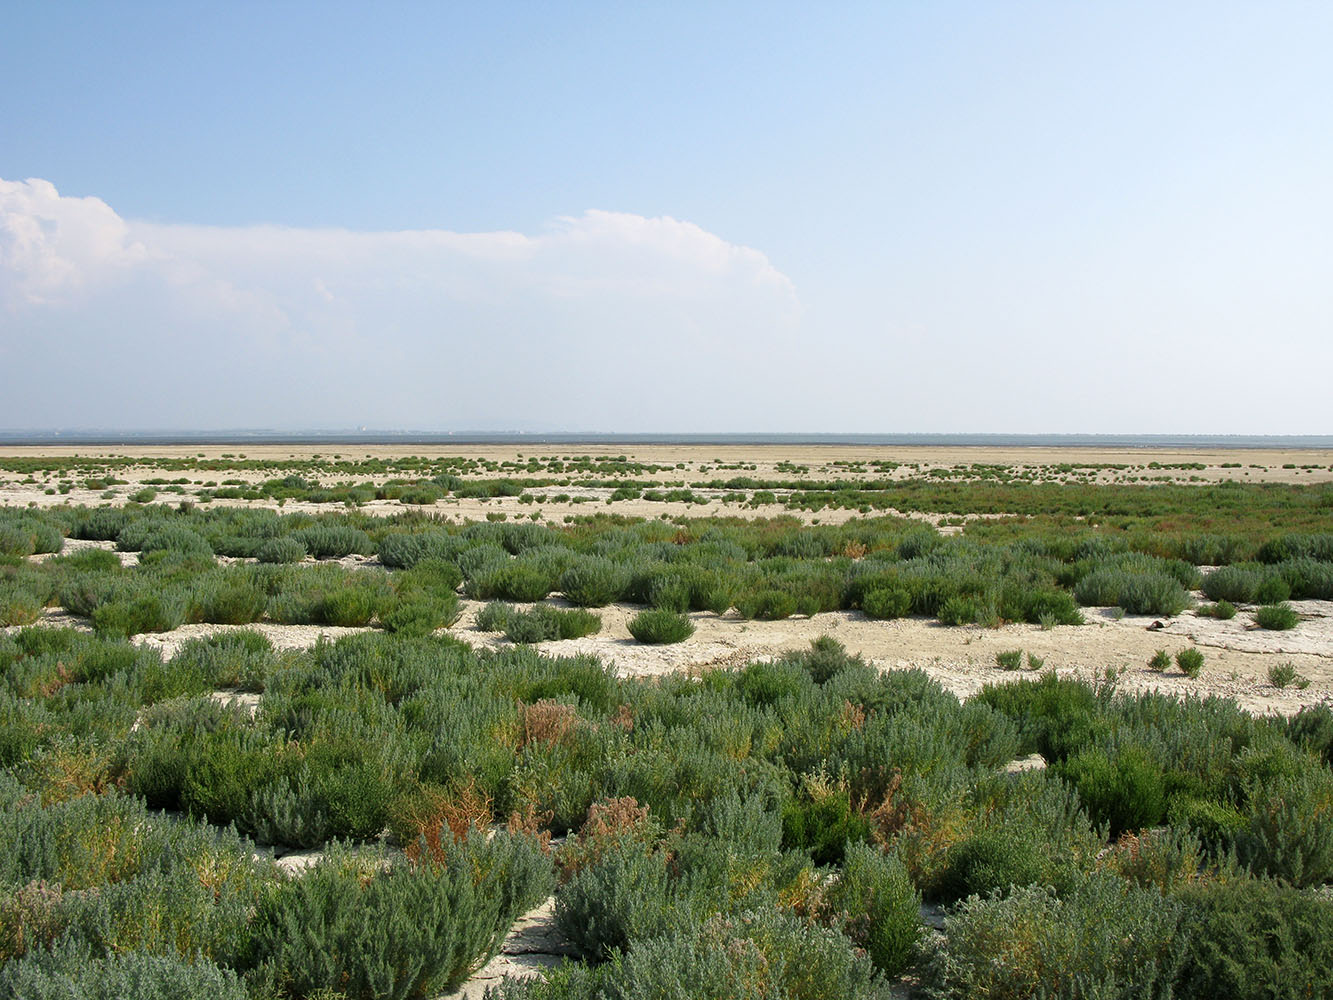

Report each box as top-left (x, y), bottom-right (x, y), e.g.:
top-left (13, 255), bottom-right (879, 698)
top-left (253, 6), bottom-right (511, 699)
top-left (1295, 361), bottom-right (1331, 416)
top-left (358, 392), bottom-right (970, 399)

top-left (2, 432), bottom-right (1331, 449)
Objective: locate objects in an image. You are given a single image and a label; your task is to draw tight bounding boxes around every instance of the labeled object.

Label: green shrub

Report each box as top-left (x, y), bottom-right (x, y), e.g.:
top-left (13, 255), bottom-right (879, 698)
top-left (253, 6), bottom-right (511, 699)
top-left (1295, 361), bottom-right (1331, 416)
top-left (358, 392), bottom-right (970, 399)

top-left (245, 834), bottom-right (553, 998)
top-left (1174, 877), bottom-right (1333, 1000)
top-left (827, 843), bottom-right (921, 977)
top-left (292, 524), bottom-right (372, 559)
top-left (559, 558), bottom-right (629, 607)
top-left (1149, 648), bottom-right (1172, 671)
top-left (1074, 569), bottom-right (1190, 616)
top-left (735, 588), bottom-right (798, 621)
top-left (192, 576), bottom-right (267, 625)
top-left (610, 908), bottom-right (888, 1000)
top-left (475, 601), bottom-right (514, 632)
top-left (0, 944), bottom-right (248, 1000)
top-left (627, 609), bottom-right (694, 644)
top-left (925, 873), bottom-right (1183, 1000)
top-left (995, 649), bottom-right (1023, 671)
top-left (1234, 768), bottom-right (1333, 887)
top-left (502, 605), bottom-right (602, 644)
top-left (377, 531), bottom-right (460, 569)
top-left (1196, 600), bottom-right (1236, 619)
top-left (1201, 564), bottom-right (1262, 603)
top-left (1287, 704), bottom-right (1333, 765)
top-left (1267, 662), bottom-right (1306, 689)
top-left (1056, 745), bottom-right (1166, 837)
top-left (381, 594), bottom-right (460, 636)
top-left (1176, 648), bottom-right (1204, 678)
top-left (256, 536), bottom-right (306, 564)
top-left (1255, 602), bottom-right (1299, 630)
top-left (781, 787), bottom-right (870, 866)
top-left (935, 826), bottom-right (1049, 903)
top-left (861, 585), bottom-right (912, 620)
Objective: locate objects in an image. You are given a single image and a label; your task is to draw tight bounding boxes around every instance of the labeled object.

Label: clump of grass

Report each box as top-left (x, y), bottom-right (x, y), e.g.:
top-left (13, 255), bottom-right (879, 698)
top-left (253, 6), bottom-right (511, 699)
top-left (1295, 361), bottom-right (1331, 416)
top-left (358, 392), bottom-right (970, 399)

top-left (503, 605), bottom-right (602, 644)
top-left (1197, 600), bottom-right (1236, 620)
top-left (1176, 647), bottom-right (1204, 678)
top-left (1267, 662), bottom-right (1309, 690)
top-left (1148, 649), bottom-right (1172, 672)
top-left (627, 609), bottom-right (694, 644)
top-left (1255, 602), bottom-right (1299, 631)
top-left (1026, 652), bottom-right (1044, 670)
top-left (256, 536), bottom-right (306, 564)
top-left (995, 649), bottom-right (1024, 671)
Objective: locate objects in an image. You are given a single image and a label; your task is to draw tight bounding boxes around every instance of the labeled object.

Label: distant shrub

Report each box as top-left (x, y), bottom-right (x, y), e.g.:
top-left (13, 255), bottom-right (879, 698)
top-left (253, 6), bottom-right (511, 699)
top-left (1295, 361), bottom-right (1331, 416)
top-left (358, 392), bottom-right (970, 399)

top-left (256, 536), bottom-right (306, 564)
top-left (782, 786), bottom-right (870, 866)
top-left (559, 558), bottom-right (629, 607)
top-left (1176, 648), bottom-right (1204, 678)
top-left (1201, 564), bottom-right (1265, 603)
top-left (938, 594), bottom-right (989, 626)
top-left (503, 605), bottom-right (602, 644)
top-left (377, 531), bottom-right (460, 569)
top-left (735, 589), bottom-right (798, 621)
top-left (1287, 704), bottom-right (1333, 765)
top-left (1253, 574), bottom-right (1292, 604)
top-left (862, 585), bottom-right (912, 620)
top-left (935, 826), bottom-right (1049, 903)
top-left (191, 576), bottom-right (267, 625)
top-left (381, 595), bottom-right (460, 636)
top-left (475, 601), bottom-right (514, 633)
top-left (292, 524), bottom-right (372, 559)
top-left (995, 649), bottom-right (1023, 671)
top-left (1255, 602), bottom-right (1299, 630)
top-left (1267, 662), bottom-right (1305, 689)
top-left (1074, 569), bottom-right (1190, 616)
top-left (627, 609), bottom-right (694, 644)
top-left (1196, 600), bottom-right (1235, 619)
top-left (1149, 649), bottom-right (1172, 671)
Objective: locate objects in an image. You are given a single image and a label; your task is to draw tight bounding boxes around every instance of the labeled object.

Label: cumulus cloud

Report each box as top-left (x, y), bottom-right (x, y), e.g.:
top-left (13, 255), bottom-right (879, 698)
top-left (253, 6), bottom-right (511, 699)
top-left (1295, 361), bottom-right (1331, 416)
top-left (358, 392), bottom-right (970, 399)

top-left (0, 177), bottom-right (800, 430)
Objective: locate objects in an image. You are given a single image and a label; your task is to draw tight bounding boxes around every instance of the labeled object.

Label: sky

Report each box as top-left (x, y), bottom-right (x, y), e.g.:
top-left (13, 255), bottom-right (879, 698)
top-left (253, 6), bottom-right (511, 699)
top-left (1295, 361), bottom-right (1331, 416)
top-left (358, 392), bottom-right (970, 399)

top-left (1, 2), bottom-right (1331, 434)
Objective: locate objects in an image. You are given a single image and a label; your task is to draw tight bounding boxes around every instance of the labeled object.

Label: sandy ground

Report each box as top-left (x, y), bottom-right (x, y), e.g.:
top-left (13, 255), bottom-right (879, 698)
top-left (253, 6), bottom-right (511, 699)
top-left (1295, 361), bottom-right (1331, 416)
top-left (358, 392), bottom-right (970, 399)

top-left (13, 592), bottom-right (1329, 719)
top-left (4, 443), bottom-right (1332, 528)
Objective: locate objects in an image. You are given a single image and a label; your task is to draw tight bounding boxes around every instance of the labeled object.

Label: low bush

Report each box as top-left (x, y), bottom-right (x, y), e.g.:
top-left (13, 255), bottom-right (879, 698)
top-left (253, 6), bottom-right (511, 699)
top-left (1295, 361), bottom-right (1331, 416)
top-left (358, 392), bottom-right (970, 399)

top-left (1176, 648), bottom-right (1204, 678)
top-left (1174, 877), bottom-right (1333, 1000)
top-left (503, 605), bottom-right (602, 644)
top-left (0, 944), bottom-right (248, 1000)
top-left (995, 649), bottom-right (1023, 670)
top-left (826, 843), bottom-right (921, 977)
top-left (627, 609), bottom-right (694, 644)
top-left (244, 834), bottom-right (553, 998)
top-left (862, 585), bottom-right (912, 620)
top-left (475, 602), bottom-right (514, 633)
top-left (1196, 600), bottom-right (1236, 619)
top-left (381, 594), bottom-right (461, 636)
top-left (291, 523), bottom-right (372, 559)
top-left (559, 558), bottom-right (629, 607)
top-left (1148, 648), bottom-right (1172, 671)
top-left (1056, 745), bottom-right (1166, 837)
top-left (924, 873), bottom-right (1183, 999)
top-left (1255, 602), bottom-right (1299, 630)
top-left (1074, 569), bottom-right (1191, 616)
top-left (255, 536), bottom-right (306, 564)
top-left (1233, 768), bottom-right (1333, 887)
top-left (781, 786), bottom-right (870, 866)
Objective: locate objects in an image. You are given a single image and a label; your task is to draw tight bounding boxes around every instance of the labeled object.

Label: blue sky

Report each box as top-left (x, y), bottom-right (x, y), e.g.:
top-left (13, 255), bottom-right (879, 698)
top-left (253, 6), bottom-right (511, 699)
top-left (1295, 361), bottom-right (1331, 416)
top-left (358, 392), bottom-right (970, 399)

top-left (2, 2), bottom-right (1331, 432)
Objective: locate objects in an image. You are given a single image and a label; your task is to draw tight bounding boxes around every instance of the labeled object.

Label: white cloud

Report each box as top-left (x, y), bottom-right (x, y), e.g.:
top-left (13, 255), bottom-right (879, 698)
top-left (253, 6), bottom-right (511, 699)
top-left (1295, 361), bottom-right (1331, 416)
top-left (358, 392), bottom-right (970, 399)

top-left (0, 177), bottom-right (800, 430)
